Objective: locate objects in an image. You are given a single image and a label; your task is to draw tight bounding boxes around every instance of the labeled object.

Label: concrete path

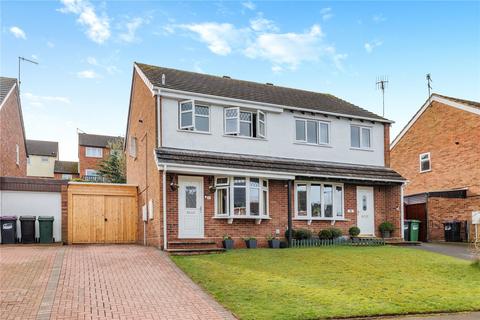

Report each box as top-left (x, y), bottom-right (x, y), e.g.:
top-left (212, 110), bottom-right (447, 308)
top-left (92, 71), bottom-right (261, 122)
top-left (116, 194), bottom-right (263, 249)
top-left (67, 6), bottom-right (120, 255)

top-left (409, 242), bottom-right (476, 260)
top-left (0, 245), bottom-right (235, 320)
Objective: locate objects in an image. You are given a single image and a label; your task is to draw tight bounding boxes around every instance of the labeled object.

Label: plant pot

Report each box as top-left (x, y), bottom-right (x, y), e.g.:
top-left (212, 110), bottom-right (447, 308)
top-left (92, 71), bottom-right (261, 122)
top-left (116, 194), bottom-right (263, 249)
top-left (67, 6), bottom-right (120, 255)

top-left (352, 237), bottom-right (360, 243)
top-left (279, 241), bottom-right (288, 248)
top-left (245, 239), bottom-right (257, 249)
top-left (268, 239), bottom-right (280, 248)
top-left (222, 239), bottom-right (234, 250)
top-left (381, 230), bottom-right (391, 238)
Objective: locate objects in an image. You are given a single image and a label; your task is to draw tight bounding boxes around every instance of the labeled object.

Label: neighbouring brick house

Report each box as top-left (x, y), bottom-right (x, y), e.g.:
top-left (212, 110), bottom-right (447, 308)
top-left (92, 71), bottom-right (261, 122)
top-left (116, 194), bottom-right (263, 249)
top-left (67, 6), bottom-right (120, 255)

top-left (391, 94), bottom-right (480, 242)
top-left (54, 160), bottom-right (79, 180)
top-left (78, 133), bottom-right (124, 181)
top-left (0, 77), bottom-right (27, 177)
top-left (26, 140), bottom-right (58, 178)
top-left (126, 62), bottom-right (405, 251)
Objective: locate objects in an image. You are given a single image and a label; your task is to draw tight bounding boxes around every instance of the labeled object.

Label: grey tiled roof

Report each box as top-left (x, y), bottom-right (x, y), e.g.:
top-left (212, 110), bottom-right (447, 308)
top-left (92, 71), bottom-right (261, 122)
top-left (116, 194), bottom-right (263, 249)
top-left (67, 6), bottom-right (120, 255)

top-left (26, 140), bottom-right (58, 157)
top-left (78, 133), bottom-right (124, 148)
top-left (0, 77), bottom-right (17, 105)
top-left (136, 63), bottom-right (389, 122)
top-left (433, 94), bottom-right (480, 109)
top-left (156, 147), bottom-right (405, 183)
top-left (54, 161), bottom-right (79, 174)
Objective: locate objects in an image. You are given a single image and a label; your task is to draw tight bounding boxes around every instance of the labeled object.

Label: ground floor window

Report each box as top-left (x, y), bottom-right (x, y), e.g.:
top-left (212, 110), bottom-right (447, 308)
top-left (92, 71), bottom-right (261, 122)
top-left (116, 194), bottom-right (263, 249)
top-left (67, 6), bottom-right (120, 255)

top-left (294, 181), bottom-right (344, 219)
top-left (215, 176), bottom-right (269, 218)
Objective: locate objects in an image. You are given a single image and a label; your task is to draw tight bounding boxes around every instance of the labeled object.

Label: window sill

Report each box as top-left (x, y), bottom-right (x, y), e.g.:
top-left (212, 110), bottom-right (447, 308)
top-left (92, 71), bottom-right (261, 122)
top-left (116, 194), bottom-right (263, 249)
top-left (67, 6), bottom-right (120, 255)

top-left (349, 147), bottom-right (374, 152)
top-left (294, 217), bottom-right (349, 225)
top-left (222, 134), bottom-right (267, 141)
top-left (294, 142), bottom-right (332, 148)
top-left (177, 129), bottom-right (212, 135)
top-left (419, 169), bottom-right (431, 174)
top-left (214, 215), bottom-right (271, 224)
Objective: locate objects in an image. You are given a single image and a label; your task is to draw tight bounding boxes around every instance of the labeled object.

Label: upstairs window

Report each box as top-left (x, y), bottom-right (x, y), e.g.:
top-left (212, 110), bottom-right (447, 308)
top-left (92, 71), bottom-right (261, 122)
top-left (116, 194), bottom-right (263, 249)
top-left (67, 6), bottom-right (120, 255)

top-left (351, 125), bottom-right (371, 149)
top-left (85, 169), bottom-right (98, 176)
top-left (41, 156), bottom-right (49, 162)
top-left (419, 152), bottom-right (431, 172)
top-left (224, 107), bottom-right (266, 138)
top-left (179, 100), bottom-right (210, 132)
top-left (295, 119), bottom-right (330, 145)
top-left (86, 147), bottom-right (103, 158)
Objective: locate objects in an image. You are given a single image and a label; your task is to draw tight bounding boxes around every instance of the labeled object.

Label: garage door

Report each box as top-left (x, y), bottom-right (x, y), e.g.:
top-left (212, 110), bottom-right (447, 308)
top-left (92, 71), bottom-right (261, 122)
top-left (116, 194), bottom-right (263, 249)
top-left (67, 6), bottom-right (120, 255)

top-left (68, 183), bottom-right (137, 244)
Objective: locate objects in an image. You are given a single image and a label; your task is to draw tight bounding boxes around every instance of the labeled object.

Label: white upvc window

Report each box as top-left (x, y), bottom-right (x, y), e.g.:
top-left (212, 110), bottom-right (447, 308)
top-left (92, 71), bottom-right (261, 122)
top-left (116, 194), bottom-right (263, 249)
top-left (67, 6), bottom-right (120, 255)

top-left (294, 181), bottom-right (344, 220)
top-left (224, 107), bottom-right (266, 138)
top-left (85, 147), bottom-right (103, 158)
top-left (129, 136), bottom-right (137, 158)
top-left (179, 100), bottom-right (210, 132)
top-left (419, 152), bottom-right (431, 173)
top-left (295, 118), bottom-right (330, 145)
top-left (41, 156), bottom-right (49, 162)
top-left (214, 176), bottom-right (269, 218)
top-left (351, 125), bottom-right (372, 149)
top-left (61, 174), bottom-right (73, 180)
top-left (15, 144), bottom-right (19, 165)
top-left (85, 169), bottom-right (98, 176)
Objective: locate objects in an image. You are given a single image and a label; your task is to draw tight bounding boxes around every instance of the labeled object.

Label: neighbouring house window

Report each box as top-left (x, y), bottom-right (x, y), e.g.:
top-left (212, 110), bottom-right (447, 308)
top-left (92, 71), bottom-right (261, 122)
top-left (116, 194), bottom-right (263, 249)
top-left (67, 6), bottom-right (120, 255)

top-left (351, 125), bottom-right (371, 149)
top-left (179, 100), bottom-right (210, 132)
top-left (85, 169), bottom-right (98, 176)
top-left (419, 152), bottom-right (431, 172)
top-left (41, 156), bottom-right (49, 162)
top-left (129, 136), bottom-right (137, 158)
top-left (215, 176), bottom-right (269, 217)
top-left (295, 182), bottom-right (344, 219)
top-left (295, 119), bottom-right (330, 145)
top-left (27, 157), bottom-right (31, 165)
top-left (15, 144), bottom-right (19, 165)
top-left (224, 107), bottom-right (266, 138)
top-left (85, 147), bottom-right (103, 158)
top-left (61, 174), bottom-right (73, 180)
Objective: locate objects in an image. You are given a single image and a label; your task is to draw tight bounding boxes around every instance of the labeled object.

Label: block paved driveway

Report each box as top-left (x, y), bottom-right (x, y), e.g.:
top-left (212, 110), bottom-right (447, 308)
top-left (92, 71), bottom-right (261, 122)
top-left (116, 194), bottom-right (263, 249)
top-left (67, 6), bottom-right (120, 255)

top-left (0, 245), bottom-right (235, 320)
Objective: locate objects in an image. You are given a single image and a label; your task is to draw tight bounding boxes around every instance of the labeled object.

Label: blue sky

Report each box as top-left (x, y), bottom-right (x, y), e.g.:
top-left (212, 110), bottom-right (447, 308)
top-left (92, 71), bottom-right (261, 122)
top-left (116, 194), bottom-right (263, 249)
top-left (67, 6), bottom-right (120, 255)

top-left (2, 0), bottom-right (479, 161)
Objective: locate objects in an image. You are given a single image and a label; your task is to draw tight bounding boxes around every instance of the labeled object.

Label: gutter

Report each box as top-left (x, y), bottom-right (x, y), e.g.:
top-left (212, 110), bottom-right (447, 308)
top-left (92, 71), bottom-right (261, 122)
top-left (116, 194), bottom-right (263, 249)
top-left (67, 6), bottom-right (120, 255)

top-left (162, 164), bottom-right (168, 250)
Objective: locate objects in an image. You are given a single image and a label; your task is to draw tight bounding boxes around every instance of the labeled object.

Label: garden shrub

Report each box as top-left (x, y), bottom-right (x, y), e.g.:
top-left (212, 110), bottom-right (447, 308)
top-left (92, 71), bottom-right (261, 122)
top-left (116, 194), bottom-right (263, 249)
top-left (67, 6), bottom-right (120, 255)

top-left (349, 226), bottom-right (361, 237)
top-left (318, 229), bottom-right (333, 239)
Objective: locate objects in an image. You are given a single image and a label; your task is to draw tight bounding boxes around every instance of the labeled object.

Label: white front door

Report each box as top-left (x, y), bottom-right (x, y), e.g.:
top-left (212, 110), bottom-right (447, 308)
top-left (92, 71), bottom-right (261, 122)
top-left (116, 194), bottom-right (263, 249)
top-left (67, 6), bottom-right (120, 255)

top-left (357, 187), bottom-right (375, 236)
top-left (178, 176), bottom-right (204, 238)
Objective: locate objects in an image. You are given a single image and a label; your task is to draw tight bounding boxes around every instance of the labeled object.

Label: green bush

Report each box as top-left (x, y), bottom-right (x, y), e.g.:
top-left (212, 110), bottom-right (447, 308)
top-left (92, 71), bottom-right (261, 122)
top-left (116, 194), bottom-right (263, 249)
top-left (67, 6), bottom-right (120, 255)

top-left (330, 228), bottom-right (343, 239)
top-left (349, 226), bottom-right (361, 237)
top-left (379, 222), bottom-right (395, 233)
top-left (318, 229), bottom-right (333, 239)
top-left (285, 228), bottom-right (313, 240)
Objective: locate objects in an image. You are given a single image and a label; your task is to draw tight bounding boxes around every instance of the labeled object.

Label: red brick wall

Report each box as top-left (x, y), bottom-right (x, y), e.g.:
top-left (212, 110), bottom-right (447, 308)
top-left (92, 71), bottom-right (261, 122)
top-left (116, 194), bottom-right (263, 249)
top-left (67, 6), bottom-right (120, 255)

top-left (391, 101), bottom-right (480, 197)
top-left (126, 70), bottom-right (162, 248)
top-left (427, 195), bottom-right (480, 241)
top-left (165, 174), bottom-right (402, 248)
top-left (78, 145), bottom-right (110, 176)
top-left (0, 85), bottom-right (27, 177)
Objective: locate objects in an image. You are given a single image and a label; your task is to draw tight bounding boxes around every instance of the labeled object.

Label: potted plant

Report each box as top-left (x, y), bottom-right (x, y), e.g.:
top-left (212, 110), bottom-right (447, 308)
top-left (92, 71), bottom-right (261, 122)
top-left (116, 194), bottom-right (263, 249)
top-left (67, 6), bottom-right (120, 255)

top-left (222, 234), bottom-right (234, 250)
top-left (349, 226), bottom-right (361, 243)
top-left (379, 222), bottom-right (394, 238)
top-left (244, 237), bottom-right (257, 249)
top-left (267, 234), bottom-right (280, 248)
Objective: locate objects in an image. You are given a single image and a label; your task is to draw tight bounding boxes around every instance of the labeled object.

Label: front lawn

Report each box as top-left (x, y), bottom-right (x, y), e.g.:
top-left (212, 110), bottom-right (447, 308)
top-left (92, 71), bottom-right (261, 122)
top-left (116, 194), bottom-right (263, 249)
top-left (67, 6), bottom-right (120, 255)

top-left (172, 246), bottom-right (480, 320)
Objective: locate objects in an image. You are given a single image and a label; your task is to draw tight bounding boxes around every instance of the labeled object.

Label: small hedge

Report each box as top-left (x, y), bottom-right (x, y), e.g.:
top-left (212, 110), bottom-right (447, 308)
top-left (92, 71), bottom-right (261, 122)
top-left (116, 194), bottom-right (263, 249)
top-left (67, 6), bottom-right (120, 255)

top-left (285, 228), bottom-right (313, 240)
top-left (318, 228), bottom-right (343, 240)
top-left (349, 226), bottom-right (361, 237)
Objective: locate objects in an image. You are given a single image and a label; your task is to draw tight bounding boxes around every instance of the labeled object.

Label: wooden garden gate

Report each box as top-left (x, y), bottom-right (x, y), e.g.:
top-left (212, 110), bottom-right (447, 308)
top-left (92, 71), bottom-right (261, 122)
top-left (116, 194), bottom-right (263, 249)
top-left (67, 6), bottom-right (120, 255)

top-left (67, 183), bottom-right (138, 244)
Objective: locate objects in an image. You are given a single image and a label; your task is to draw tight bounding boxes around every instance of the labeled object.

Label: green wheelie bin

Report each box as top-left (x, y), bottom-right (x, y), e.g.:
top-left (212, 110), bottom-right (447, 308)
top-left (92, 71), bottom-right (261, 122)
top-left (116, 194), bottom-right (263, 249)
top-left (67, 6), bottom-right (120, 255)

top-left (38, 216), bottom-right (54, 243)
top-left (409, 220), bottom-right (421, 242)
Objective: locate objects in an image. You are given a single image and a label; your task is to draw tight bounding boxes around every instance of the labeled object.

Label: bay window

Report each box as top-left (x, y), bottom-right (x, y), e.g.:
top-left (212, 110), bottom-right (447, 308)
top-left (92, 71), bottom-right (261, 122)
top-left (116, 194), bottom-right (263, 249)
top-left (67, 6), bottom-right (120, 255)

top-left (295, 182), bottom-right (344, 220)
top-left (179, 100), bottom-right (210, 132)
top-left (224, 107), bottom-right (266, 138)
top-left (215, 176), bottom-right (269, 218)
top-left (295, 118), bottom-right (330, 145)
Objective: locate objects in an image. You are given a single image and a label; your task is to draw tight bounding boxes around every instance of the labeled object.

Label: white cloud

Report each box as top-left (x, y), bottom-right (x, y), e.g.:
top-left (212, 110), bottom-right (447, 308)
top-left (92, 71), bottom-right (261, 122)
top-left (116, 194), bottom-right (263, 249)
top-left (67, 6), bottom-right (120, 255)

top-left (250, 16), bottom-right (278, 32)
top-left (364, 40), bottom-right (382, 53)
top-left (77, 69), bottom-right (99, 78)
top-left (179, 22), bottom-right (249, 55)
top-left (86, 56), bottom-right (97, 65)
top-left (23, 92), bottom-right (71, 107)
top-left (47, 41), bottom-right (55, 48)
top-left (320, 8), bottom-right (333, 21)
top-left (372, 14), bottom-right (386, 23)
top-left (271, 65), bottom-right (283, 73)
top-left (242, 1), bottom-right (256, 11)
top-left (31, 54), bottom-right (38, 60)
top-left (59, 0), bottom-right (110, 44)
top-left (9, 26), bottom-right (26, 39)
top-left (119, 16), bottom-right (149, 43)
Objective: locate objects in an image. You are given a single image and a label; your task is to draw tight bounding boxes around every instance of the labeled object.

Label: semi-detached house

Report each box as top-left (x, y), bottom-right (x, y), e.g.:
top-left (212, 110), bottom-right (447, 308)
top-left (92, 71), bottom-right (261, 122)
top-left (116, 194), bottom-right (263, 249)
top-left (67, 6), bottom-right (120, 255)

top-left (125, 62), bottom-right (405, 251)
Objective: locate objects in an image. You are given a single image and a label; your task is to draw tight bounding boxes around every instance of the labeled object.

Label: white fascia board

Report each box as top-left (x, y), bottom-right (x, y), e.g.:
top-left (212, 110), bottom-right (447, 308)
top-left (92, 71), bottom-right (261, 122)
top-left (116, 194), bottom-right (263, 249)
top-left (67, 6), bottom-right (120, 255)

top-left (154, 86), bottom-right (392, 123)
top-left (0, 83), bottom-right (17, 111)
top-left (391, 95), bottom-right (480, 149)
top-left (155, 161), bottom-right (404, 183)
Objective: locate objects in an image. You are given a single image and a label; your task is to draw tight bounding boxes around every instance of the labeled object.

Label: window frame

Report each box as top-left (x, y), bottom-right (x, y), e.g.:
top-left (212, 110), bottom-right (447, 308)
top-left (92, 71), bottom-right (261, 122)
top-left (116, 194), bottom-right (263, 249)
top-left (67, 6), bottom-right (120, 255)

top-left (214, 176), bottom-right (269, 218)
top-left (41, 156), bottom-right (49, 162)
top-left (15, 144), bottom-right (19, 165)
top-left (129, 136), bottom-right (137, 158)
top-left (224, 107), bottom-right (267, 139)
top-left (85, 147), bottom-right (103, 158)
top-left (419, 152), bottom-right (431, 173)
top-left (294, 181), bottom-right (344, 220)
top-left (257, 110), bottom-right (266, 138)
top-left (61, 174), bottom-right (73, 180)
top-left (178, 100), bottom-right (211, 133)
top-left (350, 125), bottom-right (372, 150)
top-left (85, 169), bottom-right (98, 176)
top-left (294, 117), bottom-right (331, 146)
